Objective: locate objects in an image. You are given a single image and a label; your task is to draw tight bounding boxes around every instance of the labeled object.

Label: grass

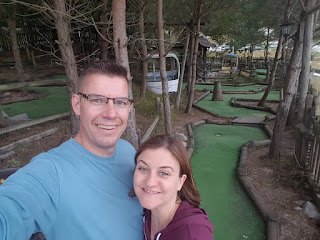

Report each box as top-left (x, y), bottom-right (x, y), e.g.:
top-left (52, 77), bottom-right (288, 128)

top-left (2, 86), bottom-right (69, 119)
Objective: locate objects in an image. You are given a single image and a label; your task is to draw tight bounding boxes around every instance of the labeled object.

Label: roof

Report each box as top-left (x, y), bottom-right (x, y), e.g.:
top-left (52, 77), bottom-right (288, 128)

top-left (198, 37), bottom-right (216, 48)
top-left (223, 53), bottom-right (238, 58)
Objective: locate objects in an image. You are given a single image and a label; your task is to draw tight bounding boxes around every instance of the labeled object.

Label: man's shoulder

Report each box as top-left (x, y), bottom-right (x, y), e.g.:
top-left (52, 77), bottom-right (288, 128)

top-left (117, 138), bottom-right (136, 152)
top-left (33, 138), bottom-right (75, 160)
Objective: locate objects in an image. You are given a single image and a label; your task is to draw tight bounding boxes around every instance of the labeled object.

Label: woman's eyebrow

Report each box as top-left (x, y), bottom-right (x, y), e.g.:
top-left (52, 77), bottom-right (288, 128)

top-left (137, 159), bottom-right (148, 166)
top-left (159, 166), bottom-right (174, 171)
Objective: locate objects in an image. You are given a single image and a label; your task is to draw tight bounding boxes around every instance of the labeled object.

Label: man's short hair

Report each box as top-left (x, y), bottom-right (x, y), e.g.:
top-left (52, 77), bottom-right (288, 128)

top-left (79, 61), bottom-right (128, 89)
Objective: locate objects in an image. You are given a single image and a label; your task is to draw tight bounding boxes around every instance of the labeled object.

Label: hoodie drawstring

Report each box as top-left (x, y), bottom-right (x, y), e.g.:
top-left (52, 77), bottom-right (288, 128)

top-left (155, 233), bottom-right (161, 240)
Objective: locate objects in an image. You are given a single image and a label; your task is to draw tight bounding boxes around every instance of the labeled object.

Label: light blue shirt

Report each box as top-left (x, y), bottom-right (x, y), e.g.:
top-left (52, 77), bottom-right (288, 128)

top-left (0, 138), bottom-right (143, 240)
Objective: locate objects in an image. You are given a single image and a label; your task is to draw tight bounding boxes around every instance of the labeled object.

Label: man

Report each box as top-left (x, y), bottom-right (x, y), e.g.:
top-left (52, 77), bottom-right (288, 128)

top-left (0, 61), bottom-right (143, 240)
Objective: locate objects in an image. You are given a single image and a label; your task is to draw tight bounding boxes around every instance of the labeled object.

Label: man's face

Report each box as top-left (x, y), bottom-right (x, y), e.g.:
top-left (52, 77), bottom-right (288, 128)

top-left (72, 73), bottom-right (131, 157)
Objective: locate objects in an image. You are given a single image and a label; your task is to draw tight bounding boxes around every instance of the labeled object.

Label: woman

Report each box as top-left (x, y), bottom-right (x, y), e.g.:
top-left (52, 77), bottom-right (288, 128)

top-left (133, 135), bottom-right (214, 240)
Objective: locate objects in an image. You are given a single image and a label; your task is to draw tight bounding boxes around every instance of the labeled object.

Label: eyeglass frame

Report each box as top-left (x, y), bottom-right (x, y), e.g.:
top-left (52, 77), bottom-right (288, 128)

top-left (78, 92), bottom-right (133, 108)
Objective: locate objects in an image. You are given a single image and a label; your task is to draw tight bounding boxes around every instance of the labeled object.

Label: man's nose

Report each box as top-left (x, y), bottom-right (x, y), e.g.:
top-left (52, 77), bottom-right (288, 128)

top-left (101, 99), bottom-right (117, 117)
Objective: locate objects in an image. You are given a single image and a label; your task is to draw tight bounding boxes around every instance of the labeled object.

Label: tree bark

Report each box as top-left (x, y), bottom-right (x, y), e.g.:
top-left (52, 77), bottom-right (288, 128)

top-left (212, 81), bottom-right (223, 101)
top-left (112, 0), bottom-right (139, 148)
top-left (157, 0), bottom-right (173, 135)
top-left (139, 1), bottom-right (148, 98)
top-left (258, 32), bottom-right (284, 106)
top-left (269, 24), bottom-right (304, 159)
top-left (264, 28), bottom-right (270, 83)
top-left (7, 18), bottom-right (27, 93)
top-left (187, 24), bottom-right (195, 96)
top-left (185, 2), bottom-right (201, 114)
top-left (297, 0), bottom-right (317, 122)
top-left (100, 0), bottom-right (110, 61)
top-left (52, 0), bottom-right (79, 135)
top-left (175, 29), bottom-right (190, 110)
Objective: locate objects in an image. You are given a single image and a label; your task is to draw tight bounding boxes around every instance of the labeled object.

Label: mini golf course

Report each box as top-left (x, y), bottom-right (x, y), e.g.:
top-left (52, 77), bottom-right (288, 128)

top-left (2, 86), bottom-right (69, 119)
top-left (191, 84), bottom-right (278, 239)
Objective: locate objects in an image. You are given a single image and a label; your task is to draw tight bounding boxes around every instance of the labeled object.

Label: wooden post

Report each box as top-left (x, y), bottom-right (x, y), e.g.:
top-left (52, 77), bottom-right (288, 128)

top-left (212, 80), bottom-right (223, 101)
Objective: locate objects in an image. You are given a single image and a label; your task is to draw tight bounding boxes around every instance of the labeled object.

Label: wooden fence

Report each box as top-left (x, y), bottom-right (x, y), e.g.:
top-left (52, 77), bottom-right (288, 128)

top-left (295, 90), bottom-right (320, 192)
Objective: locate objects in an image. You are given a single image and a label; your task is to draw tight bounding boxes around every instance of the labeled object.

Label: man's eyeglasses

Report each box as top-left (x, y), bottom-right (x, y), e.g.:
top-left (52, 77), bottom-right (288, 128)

top-left (78, 92), bottom-right (133, 109)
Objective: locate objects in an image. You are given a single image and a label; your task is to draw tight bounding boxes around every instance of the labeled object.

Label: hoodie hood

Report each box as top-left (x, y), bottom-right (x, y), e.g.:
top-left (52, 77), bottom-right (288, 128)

top-left (145, 201), bottom-right (214, 240)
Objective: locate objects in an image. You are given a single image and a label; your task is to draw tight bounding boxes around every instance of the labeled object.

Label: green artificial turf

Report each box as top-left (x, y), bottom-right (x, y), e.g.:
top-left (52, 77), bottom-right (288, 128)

top-left (192, 124), bottom-right (267, 240)
top-left (196, 90), bottom-right (279, 118)
top-left (2, 86), bottom-right (69, 119)
top-left (255, 69), bottom-right (267, 74)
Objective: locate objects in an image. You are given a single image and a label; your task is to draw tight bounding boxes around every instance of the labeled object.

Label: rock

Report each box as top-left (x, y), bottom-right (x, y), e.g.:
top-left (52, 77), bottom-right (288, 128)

top-left (175, 132), bottom-right (188, 142)
top-left (303, 201), bottom-right (320, 220)
top-left (182, 141), bottom-right (187, 147)
top-left (2, 111), bottom-right (9, 118)
top-left (8, 113), bottom-right (30, 122)
top-left (3, 92), bottom-right (11, 97)
top-left (294, 207), bottom-right (303, 211)
top-left (294, 200), bottom-right (305, 206)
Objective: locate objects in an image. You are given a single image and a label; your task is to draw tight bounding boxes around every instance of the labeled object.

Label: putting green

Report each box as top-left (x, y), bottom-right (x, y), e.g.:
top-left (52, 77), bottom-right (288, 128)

top-left (2, 87), bottom-right (69, 119)
top-left (193, 124), bottom-right (267, 239)
top-left (191, 85), bottom-right (275, 239)
top-left (196, 91), bottom-right (279, 118)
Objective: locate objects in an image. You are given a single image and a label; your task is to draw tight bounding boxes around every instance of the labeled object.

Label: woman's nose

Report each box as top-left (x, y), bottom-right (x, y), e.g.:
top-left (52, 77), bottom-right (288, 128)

top-left (145, 173), bottom-right (158, 187)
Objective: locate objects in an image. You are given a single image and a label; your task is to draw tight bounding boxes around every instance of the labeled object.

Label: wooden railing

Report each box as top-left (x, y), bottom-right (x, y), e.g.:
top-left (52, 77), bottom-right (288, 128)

top-left (295, 86), bottom-right (320, 192)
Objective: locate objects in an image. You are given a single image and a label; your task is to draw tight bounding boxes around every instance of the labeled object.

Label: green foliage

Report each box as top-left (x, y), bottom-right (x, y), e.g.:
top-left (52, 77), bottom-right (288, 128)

top-left (132, 82), bottom-right (160, 117)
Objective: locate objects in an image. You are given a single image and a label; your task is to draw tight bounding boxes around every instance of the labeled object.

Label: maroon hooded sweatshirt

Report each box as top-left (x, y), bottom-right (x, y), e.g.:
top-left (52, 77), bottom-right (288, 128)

top-left (144, 201), bottom-right (214, 240)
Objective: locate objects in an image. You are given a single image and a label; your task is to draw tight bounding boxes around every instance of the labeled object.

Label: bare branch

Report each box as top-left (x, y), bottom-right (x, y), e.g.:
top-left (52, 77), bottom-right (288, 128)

top-left (91, 17), bottom-right (113, 44)
top-left (308, 3), bottom-right (320, 14)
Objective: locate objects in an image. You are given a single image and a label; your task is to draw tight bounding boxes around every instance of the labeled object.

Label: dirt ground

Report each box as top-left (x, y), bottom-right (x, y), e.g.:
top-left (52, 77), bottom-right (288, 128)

top-left (1, 89), bottom-right (320, 239)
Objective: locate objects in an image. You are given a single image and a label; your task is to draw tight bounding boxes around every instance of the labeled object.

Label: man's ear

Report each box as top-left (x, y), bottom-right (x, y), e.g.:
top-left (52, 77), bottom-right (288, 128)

top-left (71, 94), bottom-right (81, 116)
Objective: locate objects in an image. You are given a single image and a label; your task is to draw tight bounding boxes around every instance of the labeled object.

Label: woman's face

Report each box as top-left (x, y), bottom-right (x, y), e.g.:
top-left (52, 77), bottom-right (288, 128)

top-left (133, 148), bottom-right (186, 212)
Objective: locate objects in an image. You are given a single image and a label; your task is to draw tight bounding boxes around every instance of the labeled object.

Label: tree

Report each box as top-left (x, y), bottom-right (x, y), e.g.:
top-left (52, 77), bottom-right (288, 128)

top-left (49, 0), bottom-right (80, 134)
top-left (100, 0), bottom-right (112, 61)
top-left (0, 2), bottom-right (28, 91)
top-left (269, 24), bottom-right (304, 159)
top-left (137, 0), bottom-right (148, 98)
top-left (112, 0), bottom-right (139, 147)
top-left (157, 0), bottom-right (172, 135)
top-left (297, 0), bottom-right (318, 122)
top-left (175, 29), bottom-right (190, 110)
top-left (185, 0), bottom-right (201, 114)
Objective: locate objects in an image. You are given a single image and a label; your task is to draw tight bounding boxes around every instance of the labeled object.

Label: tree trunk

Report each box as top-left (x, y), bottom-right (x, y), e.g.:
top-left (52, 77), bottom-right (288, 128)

top-left (269, 24), bottom-right (304, 159)
top-left (53, 0), bottom-right (79, 135)
top-left (249, 47), bottom-right (254, 77)
top-left (7, 18), bottom-right (27, 94)
top-left (175, 29), bottom-right (190, 110)
top-left (297, 0), bottom-right (317, 122)
top-left (157, 0), bottom-right (172, 135)
top-left (258, 32), bottom-right (284, 106)
top-left (264, 28), bottom-right (270, 83)
top-left (112, 0), bottom-right (139, 148)
top-left (212, 81), bottom-right (223, 101)
top-left (139, 1), bottom-right (148, 98)
top-left (185, 3), bottom-right (201, 114)
top-left (100, 0), bottom-right (110, 61)
top-left (187, 25), bottom-right (195, 96)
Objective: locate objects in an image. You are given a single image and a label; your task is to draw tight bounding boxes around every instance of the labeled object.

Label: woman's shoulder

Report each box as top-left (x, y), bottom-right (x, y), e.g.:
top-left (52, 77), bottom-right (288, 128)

top-left (163, 201), bottom-right (214, 239)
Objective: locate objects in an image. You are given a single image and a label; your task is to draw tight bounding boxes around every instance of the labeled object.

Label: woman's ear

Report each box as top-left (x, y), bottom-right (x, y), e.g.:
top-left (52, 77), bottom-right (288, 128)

top-left (178, 174), bottom-right (187, 191)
